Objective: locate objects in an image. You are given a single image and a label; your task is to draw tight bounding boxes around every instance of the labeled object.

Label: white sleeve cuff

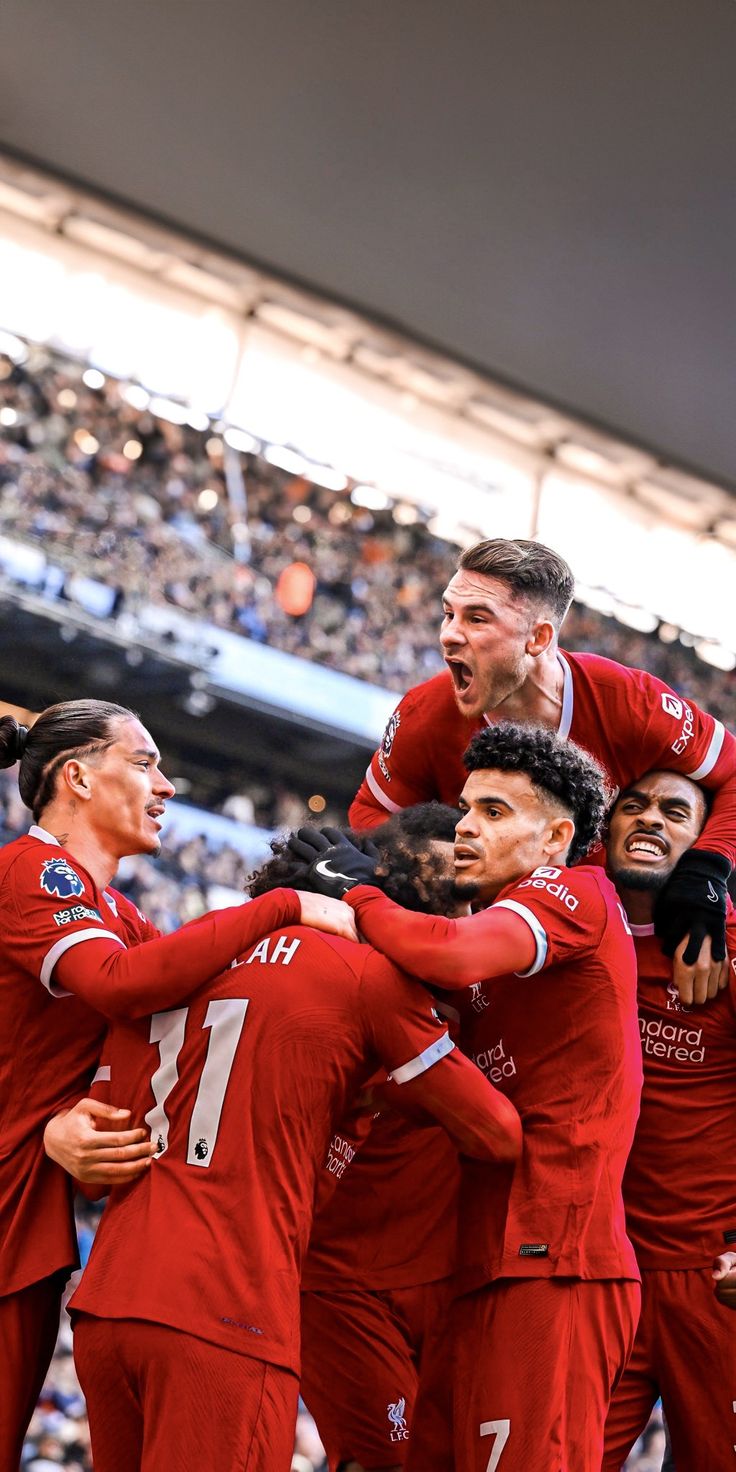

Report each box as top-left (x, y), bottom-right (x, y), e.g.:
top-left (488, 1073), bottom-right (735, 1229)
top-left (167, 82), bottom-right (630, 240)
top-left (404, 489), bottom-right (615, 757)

top-left (493, 899), bottom-right (549, 976)
top-left (40, 929), bottom-right (125, 995)
top-left (390, 1031), bottom-right (454, 1083)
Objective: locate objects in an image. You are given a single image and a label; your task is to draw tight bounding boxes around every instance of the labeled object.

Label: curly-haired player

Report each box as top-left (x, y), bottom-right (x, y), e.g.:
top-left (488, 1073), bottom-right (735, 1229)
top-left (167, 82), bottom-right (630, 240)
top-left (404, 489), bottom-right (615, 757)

top-left (297, 723), bottom-right (643, 1472)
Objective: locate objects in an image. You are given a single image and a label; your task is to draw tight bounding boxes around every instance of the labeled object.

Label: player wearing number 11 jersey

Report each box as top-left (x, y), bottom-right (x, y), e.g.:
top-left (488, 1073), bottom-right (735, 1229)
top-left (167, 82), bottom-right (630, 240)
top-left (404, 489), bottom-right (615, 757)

top-left (68, 831), bottom-right (521, 1472)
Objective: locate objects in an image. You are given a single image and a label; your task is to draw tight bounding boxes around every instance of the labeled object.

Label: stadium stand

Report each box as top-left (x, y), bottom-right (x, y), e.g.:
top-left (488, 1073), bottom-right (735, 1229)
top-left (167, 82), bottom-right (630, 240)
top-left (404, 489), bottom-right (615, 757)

top-left (0, 341), bottom-right (733, 727)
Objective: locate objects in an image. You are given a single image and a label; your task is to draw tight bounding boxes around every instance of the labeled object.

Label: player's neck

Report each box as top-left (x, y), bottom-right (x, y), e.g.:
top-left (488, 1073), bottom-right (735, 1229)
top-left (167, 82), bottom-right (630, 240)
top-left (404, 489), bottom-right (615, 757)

top-left (490, 647), bottom-right (564, 728)
top-left (616, 886), bottom-right (654, 926)
top-left (37, 806), bottom-right (117, 890)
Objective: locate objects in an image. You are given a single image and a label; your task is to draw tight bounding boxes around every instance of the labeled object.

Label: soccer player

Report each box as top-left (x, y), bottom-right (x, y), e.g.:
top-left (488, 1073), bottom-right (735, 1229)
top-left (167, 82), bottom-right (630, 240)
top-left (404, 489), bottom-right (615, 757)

top-left (300, 722), bottom-right (642, 1471)
top-left (300, 803), bottom-right (463, 1472)
top-left (0, 700), bottom-right (353, 1466)
top-left (64, 825), bottom-right (521, 1472)
top-left (602, 770), bottom-right (736, 1472)
top-left (349, 537), bottom-right (735, 1002)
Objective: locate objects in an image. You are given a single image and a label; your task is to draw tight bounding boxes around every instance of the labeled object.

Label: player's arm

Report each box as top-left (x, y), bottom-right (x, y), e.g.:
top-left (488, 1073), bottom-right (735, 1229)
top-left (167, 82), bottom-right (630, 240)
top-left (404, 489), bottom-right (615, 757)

top-left (372, 1049), bottom-right (521, 1163)
top-left (350, 889), bottom-right (537, 988)
top-left (3, 855), bottom-right (354, 1019)
top-left (348, 689), bottom-right (435, 828)
top-left (362, 954), bottom-right (521, 1162)
top-left (54, 890), bottom-right (358, 1018)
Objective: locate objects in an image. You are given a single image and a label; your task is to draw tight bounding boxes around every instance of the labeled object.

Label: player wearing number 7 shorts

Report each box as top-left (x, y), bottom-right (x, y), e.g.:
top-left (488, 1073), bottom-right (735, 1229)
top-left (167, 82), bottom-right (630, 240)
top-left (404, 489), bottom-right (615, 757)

top-left (65, 824), bottom-right (522, 1472)
top-left (300, 721), bottom-right (643, 1471)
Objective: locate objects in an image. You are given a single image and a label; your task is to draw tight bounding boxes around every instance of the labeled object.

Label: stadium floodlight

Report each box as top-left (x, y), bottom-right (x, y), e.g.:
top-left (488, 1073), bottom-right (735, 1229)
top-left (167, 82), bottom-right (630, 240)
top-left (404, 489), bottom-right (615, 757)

top-left (350, 486), bottom-right (392, 511)
top-left (264, 444), bottom-right (309, 477)
top-left (224, 427), bottom-right (259, 455)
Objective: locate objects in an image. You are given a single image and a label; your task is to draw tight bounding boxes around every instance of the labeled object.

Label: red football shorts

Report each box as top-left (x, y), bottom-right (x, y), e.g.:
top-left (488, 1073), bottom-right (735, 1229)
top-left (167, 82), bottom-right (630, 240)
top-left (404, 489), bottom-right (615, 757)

top-left (603, 1266), bottom-right (736, 1472)
top-left (453, 1277), bottom-right (640, 1472)
top-left (300, 1281), bottom-right (454, 1471)
top-left (0, 1270), bottom-right (67, 1469)
top-left (73, 1313), bottom-right (299, 1472)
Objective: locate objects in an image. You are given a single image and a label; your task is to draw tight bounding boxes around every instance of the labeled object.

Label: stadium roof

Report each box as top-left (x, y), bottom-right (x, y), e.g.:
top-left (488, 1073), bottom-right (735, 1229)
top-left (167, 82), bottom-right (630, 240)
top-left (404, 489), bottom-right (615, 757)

top-left (1, 0), bottom-right (735, 487)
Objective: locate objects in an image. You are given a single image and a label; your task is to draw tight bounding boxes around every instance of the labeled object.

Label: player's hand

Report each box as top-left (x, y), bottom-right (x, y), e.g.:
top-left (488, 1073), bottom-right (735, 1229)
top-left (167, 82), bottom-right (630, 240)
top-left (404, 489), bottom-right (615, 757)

top-left (297, 890), bottom-right (359, 942)
top-left (43, 1097), bottom-right (156, 1184)
top-left (654, 849), bottom-right (730, 975)
top-left (672, 934), bottom-right (724, 1006)
top-left (289, 826), bottom-right (379, 898)
top-left (713, 1250), bottom-right (736, 1309)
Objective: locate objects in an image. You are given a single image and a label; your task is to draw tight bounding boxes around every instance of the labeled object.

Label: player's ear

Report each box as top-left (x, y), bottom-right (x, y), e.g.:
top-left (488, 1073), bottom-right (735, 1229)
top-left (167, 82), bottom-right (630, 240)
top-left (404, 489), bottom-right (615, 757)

top-left (60, 758), bottom-right (94, 803)
top-left (544, 815), bottom-right (575, 860)
top-left (525, 618), bottom-right (556, 658)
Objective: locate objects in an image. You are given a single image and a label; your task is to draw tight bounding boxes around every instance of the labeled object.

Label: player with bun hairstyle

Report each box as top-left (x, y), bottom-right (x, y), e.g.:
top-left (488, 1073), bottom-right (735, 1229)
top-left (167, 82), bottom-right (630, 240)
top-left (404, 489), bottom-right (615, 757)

top-left (0, 699), bottom-right (354, 1466)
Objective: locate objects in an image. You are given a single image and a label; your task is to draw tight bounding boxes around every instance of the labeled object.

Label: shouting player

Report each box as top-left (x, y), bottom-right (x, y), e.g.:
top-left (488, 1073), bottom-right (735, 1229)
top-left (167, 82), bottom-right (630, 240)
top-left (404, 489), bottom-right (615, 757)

top-left (299, 722), bottom-right (642, 1471)
top-left (349, 537), bottom-right (735, 1002)
top-left (602, 770), bottom-right (736, 1472)
top-left (64, 819), bottom-right (521, 1472)
top-left (0, 700), bottom-right (353, 1466)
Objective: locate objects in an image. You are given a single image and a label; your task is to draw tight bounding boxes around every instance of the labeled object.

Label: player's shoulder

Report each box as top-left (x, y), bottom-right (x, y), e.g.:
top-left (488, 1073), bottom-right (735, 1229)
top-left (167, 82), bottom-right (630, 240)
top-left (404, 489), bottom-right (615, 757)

top-left (563, 647), bottom-right (654, 695)
top-left (503, 863), bottom-right (617, 942)
top-left (102, 886), bottom-right (148, 929)
top-left (0, 832), bottom-right (93, 897)
top-left (396, 670), bottom-right (460, 719)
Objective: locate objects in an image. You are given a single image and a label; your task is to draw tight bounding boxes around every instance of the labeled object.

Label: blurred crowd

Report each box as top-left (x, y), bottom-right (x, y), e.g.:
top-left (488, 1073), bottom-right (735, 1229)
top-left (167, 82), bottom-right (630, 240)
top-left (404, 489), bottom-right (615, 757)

top-left (0, 342), bottom-right (733, 726)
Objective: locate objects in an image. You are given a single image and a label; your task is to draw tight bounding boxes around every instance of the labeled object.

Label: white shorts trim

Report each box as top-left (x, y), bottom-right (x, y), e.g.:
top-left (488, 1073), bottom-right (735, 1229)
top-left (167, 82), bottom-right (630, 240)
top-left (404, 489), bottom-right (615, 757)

top-left (685, 720), bottom-right (725, 780)
top-left (40, 928), bottom-right (125, 995)
top-left (364, 764), bottom-right (402, 814)
top-left (493, 898), bottom-right (549, 976)
top-left (91, 1064), bottom-right (111, 1083)
top-left (390, 1031), bottom-right (454, 1083)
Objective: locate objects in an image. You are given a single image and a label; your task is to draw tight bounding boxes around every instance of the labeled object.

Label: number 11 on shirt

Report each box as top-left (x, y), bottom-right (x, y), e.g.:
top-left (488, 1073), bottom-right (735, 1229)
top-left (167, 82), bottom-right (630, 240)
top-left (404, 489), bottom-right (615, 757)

top-left (145, 998), bottom-right (250, 1167)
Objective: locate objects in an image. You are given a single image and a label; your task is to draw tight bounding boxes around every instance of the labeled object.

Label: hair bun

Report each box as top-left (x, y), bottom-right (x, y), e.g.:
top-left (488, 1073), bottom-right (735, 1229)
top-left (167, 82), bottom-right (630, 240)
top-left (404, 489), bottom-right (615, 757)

top-left (15, 723), bottom-right (29, 760)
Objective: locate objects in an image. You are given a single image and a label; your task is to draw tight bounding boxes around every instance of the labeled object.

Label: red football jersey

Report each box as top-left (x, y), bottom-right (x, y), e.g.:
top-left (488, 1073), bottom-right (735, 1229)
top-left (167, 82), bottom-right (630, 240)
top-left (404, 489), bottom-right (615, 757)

top-left (0, 827), bottom-right (156, 1295)
top-left (348, 864), bottom-right (642, 1289)
top-left (349, 654), bottom-right (735, 866)
top-left (622, 914), bottom-right (736, 1267)
top-left (69, 927), bottom-right (460, 1375)
top-left (303, 1111), bottom-right (460, 1292)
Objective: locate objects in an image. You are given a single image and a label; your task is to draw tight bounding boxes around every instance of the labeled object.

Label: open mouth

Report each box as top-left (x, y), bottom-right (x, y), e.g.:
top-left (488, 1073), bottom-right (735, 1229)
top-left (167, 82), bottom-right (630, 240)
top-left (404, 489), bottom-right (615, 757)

top-left (446, 659), bottom-right (474, 694)
top-left (454, 845), bottom-right (481, 865)
top-left (624, 832), bottom-right (668, 860)
top-left (147, 806), bottom-right (166, 823)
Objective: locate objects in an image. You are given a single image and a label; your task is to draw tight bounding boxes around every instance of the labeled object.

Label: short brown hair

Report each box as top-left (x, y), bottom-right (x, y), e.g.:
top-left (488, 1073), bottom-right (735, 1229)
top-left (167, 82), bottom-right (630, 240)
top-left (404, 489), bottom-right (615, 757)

top-left (459, 539), bottom-right (574, 627)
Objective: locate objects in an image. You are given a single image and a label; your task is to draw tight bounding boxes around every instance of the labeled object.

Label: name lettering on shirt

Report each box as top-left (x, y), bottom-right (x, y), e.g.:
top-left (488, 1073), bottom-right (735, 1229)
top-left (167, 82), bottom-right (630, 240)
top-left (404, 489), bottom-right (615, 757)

top-left (245, 935), bottom-right (301, 966)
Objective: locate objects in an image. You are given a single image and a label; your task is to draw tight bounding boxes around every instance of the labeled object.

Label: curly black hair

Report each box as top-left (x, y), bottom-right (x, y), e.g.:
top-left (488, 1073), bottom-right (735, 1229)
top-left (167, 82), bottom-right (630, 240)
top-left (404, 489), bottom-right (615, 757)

top-left (247, 801), bottom-right (460, 914)
top-left (462, 722), bottom-right (609, 866)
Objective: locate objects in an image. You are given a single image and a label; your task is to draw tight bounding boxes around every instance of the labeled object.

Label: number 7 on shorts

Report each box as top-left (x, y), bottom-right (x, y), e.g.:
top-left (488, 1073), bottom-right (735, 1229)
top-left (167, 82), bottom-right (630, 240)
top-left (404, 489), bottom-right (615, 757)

top-left (480, 1418), bottom-right (510, 1471)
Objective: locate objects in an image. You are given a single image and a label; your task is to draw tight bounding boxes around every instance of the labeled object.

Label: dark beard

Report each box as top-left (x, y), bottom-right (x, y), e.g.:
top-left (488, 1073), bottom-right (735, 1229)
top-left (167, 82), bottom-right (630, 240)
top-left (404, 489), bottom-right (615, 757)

top-left (450, 876), bottom-right (482, 906)
top-left (613, 864), bottom-right (670, 893)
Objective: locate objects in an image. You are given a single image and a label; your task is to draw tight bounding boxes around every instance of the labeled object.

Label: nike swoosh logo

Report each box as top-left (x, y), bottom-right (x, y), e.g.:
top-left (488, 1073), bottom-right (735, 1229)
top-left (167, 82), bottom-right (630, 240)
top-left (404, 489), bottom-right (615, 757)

top-left (313, 858), bottom-right (355, 886)
top-left (706, 881), bottom-right (719, 903)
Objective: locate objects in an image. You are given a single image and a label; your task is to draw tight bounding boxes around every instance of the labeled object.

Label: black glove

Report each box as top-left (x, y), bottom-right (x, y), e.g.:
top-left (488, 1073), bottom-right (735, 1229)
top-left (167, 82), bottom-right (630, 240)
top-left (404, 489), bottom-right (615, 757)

top-left (288, 826), bottom-right (379, 899)
top-left (653, 849), bottom-right (731, 963)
